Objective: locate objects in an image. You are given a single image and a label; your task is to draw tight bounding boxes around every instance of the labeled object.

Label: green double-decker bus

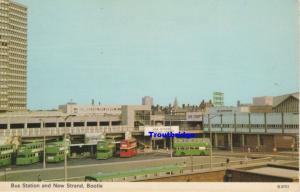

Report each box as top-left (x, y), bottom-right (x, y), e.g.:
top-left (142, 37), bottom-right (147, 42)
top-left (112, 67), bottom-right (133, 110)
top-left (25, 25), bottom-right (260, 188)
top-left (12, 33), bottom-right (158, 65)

top-left (173, 138), bottom-right (210, 156)
top-left (16, 142), bottom-right (43, 165)
top-left (0, 144), bottom-right (14, 167)
top-left (96, 139), bottom-right (115, 160)
top-left (46, 141), bottom-right (70, 163)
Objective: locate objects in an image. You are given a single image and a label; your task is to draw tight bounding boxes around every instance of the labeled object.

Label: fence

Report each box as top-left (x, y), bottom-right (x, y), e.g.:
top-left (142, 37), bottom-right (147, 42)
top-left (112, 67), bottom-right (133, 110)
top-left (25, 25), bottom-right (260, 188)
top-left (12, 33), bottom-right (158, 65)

top-left (0, 126), bottom-right (134, 137)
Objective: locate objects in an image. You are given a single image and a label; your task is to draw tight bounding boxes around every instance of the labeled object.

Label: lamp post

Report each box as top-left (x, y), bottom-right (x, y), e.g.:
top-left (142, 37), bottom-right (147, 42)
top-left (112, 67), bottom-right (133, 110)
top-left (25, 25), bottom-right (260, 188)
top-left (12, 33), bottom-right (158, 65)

top-left (230, 125), bottom-right (233, 153)
top-left (208, 114), bottom-right (212, 169)
top-left (39, 119), bottom-right (46, 169)
top-left (190, 152), bottom-right (193, 172)
top-left (208, 113), bottom-right (220, 170)
top-left (64, 114), bottom-right (75, 182)
top-left (4, 168), bottom-right (11, 181)
top-left (231, 113), bottom-right (235, 153)
top-left (170, 110), bottom-right (173, 158)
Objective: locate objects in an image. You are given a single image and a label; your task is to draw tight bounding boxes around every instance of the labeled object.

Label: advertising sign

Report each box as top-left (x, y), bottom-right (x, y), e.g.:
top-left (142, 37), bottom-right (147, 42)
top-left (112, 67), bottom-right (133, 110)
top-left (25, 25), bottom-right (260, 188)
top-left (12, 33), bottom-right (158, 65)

top-left (144, 126), bottom-right (179, 136)
top-left (186, 112), bottom-right (203, 121)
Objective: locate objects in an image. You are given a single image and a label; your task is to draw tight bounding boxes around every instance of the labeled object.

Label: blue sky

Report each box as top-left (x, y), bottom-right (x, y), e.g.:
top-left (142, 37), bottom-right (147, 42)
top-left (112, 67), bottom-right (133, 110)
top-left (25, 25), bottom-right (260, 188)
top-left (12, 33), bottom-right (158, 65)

top-left (17, 0), bottom-right (299, 109)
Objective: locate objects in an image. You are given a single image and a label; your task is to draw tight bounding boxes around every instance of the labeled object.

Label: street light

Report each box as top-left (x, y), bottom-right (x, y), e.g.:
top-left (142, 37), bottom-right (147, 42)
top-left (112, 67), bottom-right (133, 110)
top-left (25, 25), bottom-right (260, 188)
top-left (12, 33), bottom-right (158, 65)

top-left (208, 114), bottom-right (212, 169)
top-left (208, 113), bottom-right (220, 170)
top-left (190, 152), bottom-right (193, 172)
top-left (4, 168), bottom-right (11, 181)
top-left (39, 119), bottom-right (46, 169)
top-left (170, 110), bottom-right (173, 158)
top-left (64, 114), bottom-right (75, 182)
top-left (230, 124), bottom-right (233, 153)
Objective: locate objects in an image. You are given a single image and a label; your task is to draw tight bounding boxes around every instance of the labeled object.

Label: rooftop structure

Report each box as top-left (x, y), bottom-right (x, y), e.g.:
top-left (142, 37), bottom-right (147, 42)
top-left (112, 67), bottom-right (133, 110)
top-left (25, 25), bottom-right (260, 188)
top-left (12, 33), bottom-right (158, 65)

top-left (142, 96), bottom-right (153, 106)
top-left (213, 92), bottom-right (224, 107)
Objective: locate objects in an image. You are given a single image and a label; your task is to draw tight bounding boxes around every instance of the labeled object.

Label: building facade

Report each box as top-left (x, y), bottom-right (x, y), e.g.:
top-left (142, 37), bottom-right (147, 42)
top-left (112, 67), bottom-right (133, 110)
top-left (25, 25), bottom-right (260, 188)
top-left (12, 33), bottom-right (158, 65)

top-left (272, 93), bottom-right (299, 113)
top-left (253, 96), bottom-right (273, 106)
top-left (0, 0), bottom-right (27, 112)
top-left (58, 103), bottom-right (122, 115)
top-left (203, 112), bottom-right (299, 151)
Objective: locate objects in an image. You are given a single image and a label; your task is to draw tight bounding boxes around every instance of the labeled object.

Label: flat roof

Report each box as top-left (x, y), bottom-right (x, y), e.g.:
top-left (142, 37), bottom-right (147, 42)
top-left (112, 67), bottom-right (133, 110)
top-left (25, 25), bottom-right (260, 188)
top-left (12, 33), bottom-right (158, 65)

top-left (247, 167), bottom-right (299, 179)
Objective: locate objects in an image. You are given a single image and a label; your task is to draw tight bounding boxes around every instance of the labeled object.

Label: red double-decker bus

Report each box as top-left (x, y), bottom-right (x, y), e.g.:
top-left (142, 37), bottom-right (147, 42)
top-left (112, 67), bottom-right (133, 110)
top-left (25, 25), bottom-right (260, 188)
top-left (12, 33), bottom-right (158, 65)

top-left (120, 138), bottom-right (137, 157)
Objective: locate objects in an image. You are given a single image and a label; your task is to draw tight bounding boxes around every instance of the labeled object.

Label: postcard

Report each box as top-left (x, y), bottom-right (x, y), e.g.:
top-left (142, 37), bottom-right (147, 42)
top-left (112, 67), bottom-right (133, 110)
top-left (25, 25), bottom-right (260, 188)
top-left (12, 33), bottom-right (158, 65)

top-left (0, 0), bottom-right (299, 191)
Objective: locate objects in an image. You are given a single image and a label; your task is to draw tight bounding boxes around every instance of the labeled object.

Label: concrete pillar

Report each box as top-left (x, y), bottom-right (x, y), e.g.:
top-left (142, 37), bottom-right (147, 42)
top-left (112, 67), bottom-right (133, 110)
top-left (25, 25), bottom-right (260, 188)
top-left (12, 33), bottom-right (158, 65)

top-left (281, 112), bottom-right (284, 134)
top-left (97, 119), bottom-right (100, 128)
top-left (24, 118), bottom-right (27, 129)
top-left (241, 134), bottom-right (245, 147)
top-left (292, 136), bottom-right (297, 151)
top-left (220, 114), bottom-right (223, 132)
top-left (84, 121), bottom-right (87, 127)
top-left (264, 112), bottom-right (267, 133)
top-left (150, 137), bottom-right (153, 149)
top-left (153, 139), bottom-right (156, 149)
top-left (273, 135), bottom-right (277, 151)
top-left (227, 133), bottom-right (231, 149)
top-left (109, 121), bottom-right (112, 127)
top-left (257, 134), bottom-right (260, 152)
top-left (214, 133), bottom-right (218, 147)
top-left (234, 113), bottom-right (236, 133)
top-left (163, 138), bottom-right (166, 149)
top-left (248, 113), bottom-right (251, 133)
top-left (7, 118), bottom-right (10, 129)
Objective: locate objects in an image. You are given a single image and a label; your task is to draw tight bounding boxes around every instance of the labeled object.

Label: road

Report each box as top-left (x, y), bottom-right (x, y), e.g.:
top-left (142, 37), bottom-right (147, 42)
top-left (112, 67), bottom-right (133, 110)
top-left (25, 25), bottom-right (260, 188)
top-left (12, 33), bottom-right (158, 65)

top-left (0, 152), bottom-right (169, 172)
top-left (0, 150), bottom-right (297, 182)
top-left (0, 152), bottom-right (242, 181)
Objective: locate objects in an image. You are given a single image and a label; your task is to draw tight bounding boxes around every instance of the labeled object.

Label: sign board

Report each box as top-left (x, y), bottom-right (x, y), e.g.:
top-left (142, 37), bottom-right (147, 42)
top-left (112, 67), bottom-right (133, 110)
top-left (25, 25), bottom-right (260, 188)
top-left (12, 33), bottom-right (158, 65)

top-left (125, 131), bottom-right (132, 140)
top-left (85, 133), bottom-right (103, 145)
top-left (186, 112), bottom-right (203, 121)
top-left (144, 126), bottom-right (179, 136)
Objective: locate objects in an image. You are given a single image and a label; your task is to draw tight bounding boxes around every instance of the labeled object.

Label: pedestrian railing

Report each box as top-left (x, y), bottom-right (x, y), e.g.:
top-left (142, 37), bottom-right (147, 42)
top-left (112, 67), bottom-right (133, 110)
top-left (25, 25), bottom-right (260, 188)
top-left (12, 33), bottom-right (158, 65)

top-left (42, 156), bottom-right (272, 182)
top-left (0, 125), bottom-right (135, 137)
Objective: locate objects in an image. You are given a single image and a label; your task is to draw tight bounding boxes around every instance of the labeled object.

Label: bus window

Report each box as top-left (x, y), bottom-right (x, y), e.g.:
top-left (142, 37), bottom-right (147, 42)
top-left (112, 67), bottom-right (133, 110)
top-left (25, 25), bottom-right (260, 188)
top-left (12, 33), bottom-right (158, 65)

top-left (17, 154), bottom-right (26, 158)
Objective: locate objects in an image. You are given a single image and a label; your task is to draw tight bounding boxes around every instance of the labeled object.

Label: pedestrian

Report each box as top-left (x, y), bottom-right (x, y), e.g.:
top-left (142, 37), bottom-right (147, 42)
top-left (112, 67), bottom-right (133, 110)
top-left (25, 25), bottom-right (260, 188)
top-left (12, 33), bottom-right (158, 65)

top-left (37, 174), bottom-right (42, 182)
top-left (226, 158), bottom-right (230, 168)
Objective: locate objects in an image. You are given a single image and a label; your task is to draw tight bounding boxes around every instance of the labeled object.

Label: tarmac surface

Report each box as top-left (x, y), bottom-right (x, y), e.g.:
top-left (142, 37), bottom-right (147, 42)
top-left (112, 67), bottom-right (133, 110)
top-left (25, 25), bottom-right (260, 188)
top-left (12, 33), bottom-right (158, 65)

top-left (0, 150), bottom-right (298, 181)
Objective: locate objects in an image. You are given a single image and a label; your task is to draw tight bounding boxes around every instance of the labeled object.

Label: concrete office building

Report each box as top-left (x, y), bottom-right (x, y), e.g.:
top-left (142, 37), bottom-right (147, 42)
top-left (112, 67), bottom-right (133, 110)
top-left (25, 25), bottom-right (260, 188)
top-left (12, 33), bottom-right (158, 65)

top-left (203, 112), bottom-right (299, 151)
top-left (142, 96), bottom-right (153, 106)
top-left (250, 93), bottom-right (299, 113)
top-left (208, 106), bottom-right (250, 114)
top-left (253, 96), bottom-right (273, 106)
top-left (0, 0), bottom-right (27, 112)
top-left (213, 92), bottom-right (224, 107)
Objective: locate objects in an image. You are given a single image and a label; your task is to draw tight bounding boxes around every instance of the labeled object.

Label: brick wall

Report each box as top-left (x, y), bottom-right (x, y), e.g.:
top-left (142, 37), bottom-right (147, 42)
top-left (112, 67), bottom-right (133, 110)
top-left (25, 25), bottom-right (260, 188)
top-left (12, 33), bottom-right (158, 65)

top-left (274, 135), bottom-right (295, 149)
top-left (225, 169), bottom-right (296, 182)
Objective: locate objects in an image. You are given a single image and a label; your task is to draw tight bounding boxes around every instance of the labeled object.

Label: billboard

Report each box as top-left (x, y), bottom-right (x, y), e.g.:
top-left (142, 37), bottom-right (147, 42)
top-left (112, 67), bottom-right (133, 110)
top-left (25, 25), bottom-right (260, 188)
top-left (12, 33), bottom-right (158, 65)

top-left (144, 126), bottom-right (179, 136)
top-left (186, 112), bottom-right (203, 121)
top-left (85, 133), bottom-right (103, 145)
